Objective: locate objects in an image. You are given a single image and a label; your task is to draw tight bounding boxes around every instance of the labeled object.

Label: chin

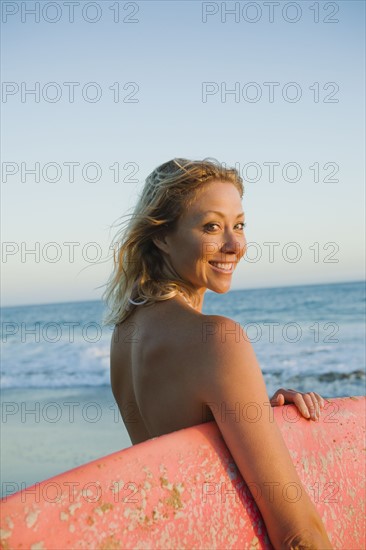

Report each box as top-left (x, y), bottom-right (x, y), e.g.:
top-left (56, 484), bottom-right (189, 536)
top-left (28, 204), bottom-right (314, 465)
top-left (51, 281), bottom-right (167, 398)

top-left (210, 285), bottom-right (232, 295)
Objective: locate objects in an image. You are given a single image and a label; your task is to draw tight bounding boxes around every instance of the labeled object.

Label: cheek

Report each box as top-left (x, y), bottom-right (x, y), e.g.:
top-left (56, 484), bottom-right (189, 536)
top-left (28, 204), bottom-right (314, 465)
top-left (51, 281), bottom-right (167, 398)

top-left (201, 234), bottom-right (221, 257)
top-left (188, 234), bottom-right (208, 258)
top-left (175, 236), bottom-right (202, 264)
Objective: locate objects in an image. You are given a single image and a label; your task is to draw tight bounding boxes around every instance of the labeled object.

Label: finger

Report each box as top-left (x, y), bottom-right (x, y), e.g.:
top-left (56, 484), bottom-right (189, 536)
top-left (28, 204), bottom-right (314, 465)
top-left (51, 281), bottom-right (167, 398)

top-left (292, 393), bottom-right (311, 419)
top-left (270, 389), bottom-right (283, 402)
top-left (291, 391), bottom-right (320, 420)
top-left (276, 394), bottom-right (285, 406)
top-left (303, 392), bottom-right (319, 421)
top-left (302, 393), bottom-right (316, 420)
top-left (300, 391), bottom-right (325, 415)
top-left (270, 393), bottom-right (285, 407)
top-left (309, 392), bottom-right (321, 419)
top-left (313, 392), bottom-right (325, 409)
top-left (274, 388), bottom-right (294, 404)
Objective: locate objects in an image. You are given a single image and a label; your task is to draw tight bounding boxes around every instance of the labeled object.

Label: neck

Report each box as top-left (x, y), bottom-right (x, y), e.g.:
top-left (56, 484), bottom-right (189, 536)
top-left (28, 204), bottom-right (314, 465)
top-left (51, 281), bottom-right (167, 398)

top-left (177, 290), bottom-right (204, 312)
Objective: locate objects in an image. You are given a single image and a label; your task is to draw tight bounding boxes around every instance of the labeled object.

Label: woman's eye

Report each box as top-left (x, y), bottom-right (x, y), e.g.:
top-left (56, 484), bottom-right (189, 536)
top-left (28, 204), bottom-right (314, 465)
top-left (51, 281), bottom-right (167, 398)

top-left (204, 223), bottom-right (220, 232)
top-left (204, 222), bottom-right (246, 232)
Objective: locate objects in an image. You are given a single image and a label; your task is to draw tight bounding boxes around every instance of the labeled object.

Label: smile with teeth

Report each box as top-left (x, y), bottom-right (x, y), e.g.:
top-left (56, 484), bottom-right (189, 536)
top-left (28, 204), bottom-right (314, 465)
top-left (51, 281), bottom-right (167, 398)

top-left (209, 261), bottom-right (235, 273)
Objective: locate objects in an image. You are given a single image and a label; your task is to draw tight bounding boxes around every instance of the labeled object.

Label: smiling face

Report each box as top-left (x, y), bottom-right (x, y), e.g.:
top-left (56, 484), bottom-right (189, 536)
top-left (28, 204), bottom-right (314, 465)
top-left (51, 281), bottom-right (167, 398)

top-left (153, 180), bottom-right (247, 300)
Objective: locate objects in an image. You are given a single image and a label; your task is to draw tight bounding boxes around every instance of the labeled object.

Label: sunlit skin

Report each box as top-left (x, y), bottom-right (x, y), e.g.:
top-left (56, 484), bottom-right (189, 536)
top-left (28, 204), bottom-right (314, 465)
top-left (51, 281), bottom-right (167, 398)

top-left (153, 180), bottom-right (325, 420)
top-left (154, 181), bottom-right (247, 309)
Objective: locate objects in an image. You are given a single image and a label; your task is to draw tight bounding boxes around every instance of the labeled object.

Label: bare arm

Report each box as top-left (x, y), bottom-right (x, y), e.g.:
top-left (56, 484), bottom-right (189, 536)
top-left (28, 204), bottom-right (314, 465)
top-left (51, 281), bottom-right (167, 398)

top-left (197, 316), bottom-right (333, 550)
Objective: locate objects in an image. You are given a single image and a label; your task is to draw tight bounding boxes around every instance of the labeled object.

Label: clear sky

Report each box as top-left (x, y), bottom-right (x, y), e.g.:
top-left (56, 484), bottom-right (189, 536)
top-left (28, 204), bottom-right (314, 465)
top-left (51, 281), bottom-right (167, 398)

top-left (1, 0), bottom-right (365, 307)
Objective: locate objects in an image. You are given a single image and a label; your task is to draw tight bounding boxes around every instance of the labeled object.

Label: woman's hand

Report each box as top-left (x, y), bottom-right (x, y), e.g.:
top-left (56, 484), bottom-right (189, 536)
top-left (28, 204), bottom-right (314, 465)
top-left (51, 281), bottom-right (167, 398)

top-left (270, 388), bottom-right (326, 421)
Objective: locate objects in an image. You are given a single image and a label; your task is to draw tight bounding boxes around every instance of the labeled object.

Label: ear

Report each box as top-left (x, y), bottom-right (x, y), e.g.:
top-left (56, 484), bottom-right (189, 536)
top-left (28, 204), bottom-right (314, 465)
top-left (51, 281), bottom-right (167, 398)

top-left (152, 233), bottom-right (170, 254)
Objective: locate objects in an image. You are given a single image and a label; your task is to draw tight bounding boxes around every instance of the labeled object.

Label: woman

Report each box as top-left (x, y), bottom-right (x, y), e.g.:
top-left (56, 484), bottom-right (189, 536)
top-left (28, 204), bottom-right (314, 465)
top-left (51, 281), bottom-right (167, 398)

top-left (103, 158), bottom-right (332, 549)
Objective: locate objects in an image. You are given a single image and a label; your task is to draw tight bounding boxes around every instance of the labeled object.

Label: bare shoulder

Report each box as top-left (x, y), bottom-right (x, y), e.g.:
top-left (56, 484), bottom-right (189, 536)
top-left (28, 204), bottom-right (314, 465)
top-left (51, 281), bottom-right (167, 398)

top-left (174, 312), bottom-right (249, 355)
top-left (193, 314), bottom-right (256, 390)
top-left (198, 314), bottom-right (244, 343)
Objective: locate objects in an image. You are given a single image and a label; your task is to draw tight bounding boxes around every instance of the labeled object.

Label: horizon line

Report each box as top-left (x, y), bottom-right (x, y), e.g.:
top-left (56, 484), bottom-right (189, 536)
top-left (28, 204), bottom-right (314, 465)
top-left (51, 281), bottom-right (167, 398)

top-left (1, 279), bottom-right (364, 310)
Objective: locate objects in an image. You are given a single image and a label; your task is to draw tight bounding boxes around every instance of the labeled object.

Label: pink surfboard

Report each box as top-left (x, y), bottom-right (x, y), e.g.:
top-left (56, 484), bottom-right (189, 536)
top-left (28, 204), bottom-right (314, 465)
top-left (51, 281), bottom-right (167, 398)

top-left (1, 396), bottom-right (365, 549)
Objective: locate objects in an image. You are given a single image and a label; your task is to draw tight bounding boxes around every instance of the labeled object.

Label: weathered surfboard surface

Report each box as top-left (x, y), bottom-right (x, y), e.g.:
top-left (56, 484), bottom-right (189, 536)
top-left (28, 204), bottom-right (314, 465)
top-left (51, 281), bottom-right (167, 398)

top-left (1, 396), bottom-right (365, 549)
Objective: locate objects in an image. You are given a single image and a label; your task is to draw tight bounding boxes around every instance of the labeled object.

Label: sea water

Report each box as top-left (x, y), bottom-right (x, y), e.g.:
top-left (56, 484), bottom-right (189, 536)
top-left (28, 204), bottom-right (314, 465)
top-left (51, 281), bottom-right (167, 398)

top-left (1, 281), bottom-right (365, 398)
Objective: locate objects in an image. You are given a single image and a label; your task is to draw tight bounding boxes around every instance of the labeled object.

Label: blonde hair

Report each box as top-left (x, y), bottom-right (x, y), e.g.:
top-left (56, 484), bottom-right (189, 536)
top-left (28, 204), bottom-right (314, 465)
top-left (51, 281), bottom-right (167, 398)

top-left (102, 157), bottom-right (244, 326)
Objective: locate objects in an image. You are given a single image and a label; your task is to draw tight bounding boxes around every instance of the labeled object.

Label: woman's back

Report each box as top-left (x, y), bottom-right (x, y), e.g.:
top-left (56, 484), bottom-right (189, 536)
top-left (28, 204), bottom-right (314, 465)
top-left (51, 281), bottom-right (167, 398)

top-left (111, 296), bottom-right (215, 444)
top-left (111, 294), bottom-right (333, 548)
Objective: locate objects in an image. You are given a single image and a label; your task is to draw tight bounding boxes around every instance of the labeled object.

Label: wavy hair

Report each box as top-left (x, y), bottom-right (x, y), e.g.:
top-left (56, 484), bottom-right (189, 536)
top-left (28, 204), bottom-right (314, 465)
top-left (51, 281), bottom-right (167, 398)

top-left (102, 157), bottom-right (244, 326)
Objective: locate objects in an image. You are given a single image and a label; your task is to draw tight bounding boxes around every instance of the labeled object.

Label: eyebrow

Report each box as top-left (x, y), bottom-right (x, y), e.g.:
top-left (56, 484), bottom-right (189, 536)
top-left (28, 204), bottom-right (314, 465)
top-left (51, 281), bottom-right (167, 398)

top-left (202, 210), bottom-right (245, 218)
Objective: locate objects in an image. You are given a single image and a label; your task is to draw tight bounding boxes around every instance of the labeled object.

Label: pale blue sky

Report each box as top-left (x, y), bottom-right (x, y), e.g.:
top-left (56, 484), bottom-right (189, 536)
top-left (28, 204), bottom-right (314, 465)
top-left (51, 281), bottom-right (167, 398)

top-left (1, 0), bottom-right (365, 306)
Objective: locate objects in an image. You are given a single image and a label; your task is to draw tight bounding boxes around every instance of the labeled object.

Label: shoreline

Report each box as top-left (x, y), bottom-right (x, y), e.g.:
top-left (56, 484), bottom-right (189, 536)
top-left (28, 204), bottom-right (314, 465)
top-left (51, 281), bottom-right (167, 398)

top-left (1, 386), bottom-right (131, 498)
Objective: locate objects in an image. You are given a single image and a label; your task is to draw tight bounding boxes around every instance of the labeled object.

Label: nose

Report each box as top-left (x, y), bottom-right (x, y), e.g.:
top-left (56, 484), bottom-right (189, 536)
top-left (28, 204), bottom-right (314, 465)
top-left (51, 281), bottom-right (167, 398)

top-left (220, 230), bottom-right (246, 260)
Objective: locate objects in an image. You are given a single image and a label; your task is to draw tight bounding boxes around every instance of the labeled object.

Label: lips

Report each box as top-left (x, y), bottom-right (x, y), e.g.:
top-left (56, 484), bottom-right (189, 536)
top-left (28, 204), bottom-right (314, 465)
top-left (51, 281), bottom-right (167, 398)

top-left (208, 261), bottom-right (236, 274)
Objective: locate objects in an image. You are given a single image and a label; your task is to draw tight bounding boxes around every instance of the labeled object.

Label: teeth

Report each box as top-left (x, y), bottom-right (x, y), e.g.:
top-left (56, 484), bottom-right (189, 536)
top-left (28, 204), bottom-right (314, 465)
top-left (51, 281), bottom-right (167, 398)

top-left (211, 262), bottom-right (233, 270)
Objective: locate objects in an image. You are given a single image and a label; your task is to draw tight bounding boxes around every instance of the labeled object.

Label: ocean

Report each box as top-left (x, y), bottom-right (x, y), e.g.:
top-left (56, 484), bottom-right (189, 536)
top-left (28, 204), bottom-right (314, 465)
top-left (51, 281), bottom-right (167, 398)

top-left (1, 281), bottom-right (365, 398)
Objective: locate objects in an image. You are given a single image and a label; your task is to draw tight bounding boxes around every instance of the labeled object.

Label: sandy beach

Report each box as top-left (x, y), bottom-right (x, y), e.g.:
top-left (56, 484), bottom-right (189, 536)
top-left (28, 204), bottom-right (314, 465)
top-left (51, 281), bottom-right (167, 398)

top-left (1, 386), bottom-right (131, 498)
